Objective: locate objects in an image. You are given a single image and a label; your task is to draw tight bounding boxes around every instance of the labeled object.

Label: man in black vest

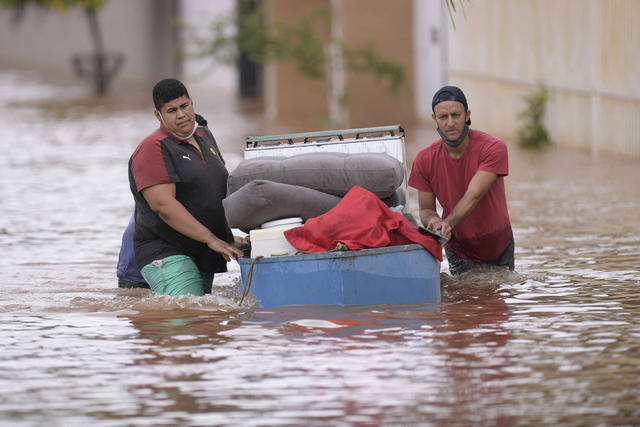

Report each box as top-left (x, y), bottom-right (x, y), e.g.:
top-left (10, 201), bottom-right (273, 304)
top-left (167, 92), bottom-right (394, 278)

top-left (128, 78), bottom-right (244, 296)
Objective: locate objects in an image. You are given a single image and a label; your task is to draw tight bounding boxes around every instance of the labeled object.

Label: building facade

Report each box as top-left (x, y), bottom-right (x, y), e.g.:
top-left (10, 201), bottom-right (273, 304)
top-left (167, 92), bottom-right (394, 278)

top-left (1, 0), bottom-right (637, 158)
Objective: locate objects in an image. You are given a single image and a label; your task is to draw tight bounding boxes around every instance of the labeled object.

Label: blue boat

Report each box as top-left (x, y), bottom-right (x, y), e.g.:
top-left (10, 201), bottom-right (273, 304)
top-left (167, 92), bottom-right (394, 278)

top-left (239, 244), bottom-right (440, 307)
top-left (236, 125), bottom-right (442, 307)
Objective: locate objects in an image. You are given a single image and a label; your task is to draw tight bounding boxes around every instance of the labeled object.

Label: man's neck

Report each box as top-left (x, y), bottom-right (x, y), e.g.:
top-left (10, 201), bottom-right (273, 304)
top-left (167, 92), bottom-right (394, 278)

top-left (161, 124), bottom-right (200, 152)
top-left (445, 133), bottom-right (470, 159)
top-left (184, 135), bottom-right (201, 153)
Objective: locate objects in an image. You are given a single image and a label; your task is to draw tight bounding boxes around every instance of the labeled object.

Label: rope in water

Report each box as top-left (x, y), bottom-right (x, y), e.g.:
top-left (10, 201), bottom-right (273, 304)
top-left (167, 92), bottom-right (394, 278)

top-left (240, 255), bottom-right (263, 305)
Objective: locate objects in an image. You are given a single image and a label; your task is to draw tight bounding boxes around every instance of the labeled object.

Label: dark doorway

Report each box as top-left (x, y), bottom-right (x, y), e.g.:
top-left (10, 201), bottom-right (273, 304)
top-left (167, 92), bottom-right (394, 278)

top-left (237, 0), bottom-right (263, 98)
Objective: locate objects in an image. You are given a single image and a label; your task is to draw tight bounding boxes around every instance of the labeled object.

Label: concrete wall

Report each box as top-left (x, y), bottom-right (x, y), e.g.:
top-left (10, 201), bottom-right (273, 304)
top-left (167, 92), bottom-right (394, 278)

top-left (264, 0), bottom-right (418, 130)
top-left (341, 0), bottom-right (415, 127)
top-left (413, 0), bottom-right (448, 121)
top-left (447, 0), bottom-right (640, 159)
top-left (179, 0), bottom-right (236, 93)
top-left (0, 0), bottom-right (178, 88)
top-left (264, 0), bottom-right (331, 130)
top-left (4, 0), bottom-right (636, 159)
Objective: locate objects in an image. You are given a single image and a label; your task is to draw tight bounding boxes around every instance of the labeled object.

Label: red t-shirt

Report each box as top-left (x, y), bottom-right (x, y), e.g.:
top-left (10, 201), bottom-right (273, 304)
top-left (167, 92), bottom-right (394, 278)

top-left (408, 129), bottom-right (513, 263)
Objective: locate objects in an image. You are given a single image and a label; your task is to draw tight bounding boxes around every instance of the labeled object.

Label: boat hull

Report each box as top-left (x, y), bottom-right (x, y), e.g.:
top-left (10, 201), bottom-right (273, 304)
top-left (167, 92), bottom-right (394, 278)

top-left (239, 244), bottom-right (440, 307)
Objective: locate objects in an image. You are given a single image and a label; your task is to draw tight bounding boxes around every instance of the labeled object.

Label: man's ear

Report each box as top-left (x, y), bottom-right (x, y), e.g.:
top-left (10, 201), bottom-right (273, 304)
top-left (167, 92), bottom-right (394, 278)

top-left (154, 109), bottom-right (162, 123)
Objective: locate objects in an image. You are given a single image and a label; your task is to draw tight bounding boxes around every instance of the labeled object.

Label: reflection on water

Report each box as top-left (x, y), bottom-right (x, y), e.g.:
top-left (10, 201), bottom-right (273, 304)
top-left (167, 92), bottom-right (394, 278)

top-left (1, 69), bottom-right (639, 426)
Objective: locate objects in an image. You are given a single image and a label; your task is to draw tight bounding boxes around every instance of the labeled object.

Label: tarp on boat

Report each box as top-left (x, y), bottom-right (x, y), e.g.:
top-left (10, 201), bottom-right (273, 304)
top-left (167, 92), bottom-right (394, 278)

top-left (284, 186), bottom-right (443, 261)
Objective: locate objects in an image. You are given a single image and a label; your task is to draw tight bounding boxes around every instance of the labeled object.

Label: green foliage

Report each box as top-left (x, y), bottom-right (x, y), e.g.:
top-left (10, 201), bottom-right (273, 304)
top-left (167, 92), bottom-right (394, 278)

top-left (0, 0), bottom-right (104, 13)
top-left (443, 0), bottom-right (469, 30)
top-left (343, 43), bottom-right (404, 93)
top-left (517, 86), bottom-right (552, 149)
top-left (188, 0), bottom-right (405, 94)
top-left (262, 11), bottom-right (328, 79)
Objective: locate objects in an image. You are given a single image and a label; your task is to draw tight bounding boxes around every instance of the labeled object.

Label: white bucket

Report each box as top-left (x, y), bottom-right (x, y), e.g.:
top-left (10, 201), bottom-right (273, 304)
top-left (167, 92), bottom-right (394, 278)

top-left (250, 217), bottom-right (303, 258)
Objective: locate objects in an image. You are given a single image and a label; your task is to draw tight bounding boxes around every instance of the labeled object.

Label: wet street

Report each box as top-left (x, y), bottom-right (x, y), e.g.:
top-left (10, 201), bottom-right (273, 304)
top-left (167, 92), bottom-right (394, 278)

top-left (1, 69), bottom-right (639, 426)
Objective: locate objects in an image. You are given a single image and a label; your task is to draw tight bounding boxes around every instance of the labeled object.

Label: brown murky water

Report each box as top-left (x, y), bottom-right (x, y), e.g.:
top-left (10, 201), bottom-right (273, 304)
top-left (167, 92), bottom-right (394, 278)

top-left (1, 70), bottom-right (639, 426)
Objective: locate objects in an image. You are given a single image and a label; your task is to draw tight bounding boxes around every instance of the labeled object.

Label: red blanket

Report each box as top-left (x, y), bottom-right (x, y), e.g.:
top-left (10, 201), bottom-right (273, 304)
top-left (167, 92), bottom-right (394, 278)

top-left (284, 186), bottom-right (443, 261)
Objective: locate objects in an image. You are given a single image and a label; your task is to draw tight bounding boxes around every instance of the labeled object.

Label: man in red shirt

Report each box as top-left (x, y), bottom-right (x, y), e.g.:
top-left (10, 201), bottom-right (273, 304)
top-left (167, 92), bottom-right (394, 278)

top-left (408, 86), bottom-right (514, 275)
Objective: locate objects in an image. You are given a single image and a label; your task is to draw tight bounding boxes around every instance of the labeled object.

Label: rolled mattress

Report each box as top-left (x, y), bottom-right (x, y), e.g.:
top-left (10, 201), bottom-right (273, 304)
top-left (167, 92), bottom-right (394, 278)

top-left (227, 152), bottom-right (404, 198)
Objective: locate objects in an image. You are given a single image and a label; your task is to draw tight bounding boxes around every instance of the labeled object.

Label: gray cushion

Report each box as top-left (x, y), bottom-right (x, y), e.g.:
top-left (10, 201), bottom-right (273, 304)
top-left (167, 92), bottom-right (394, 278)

top-left (227, 152), bottom-right (404, 198)
top-left (223, 180), bottom-right (342, 232)
top-left (381, 187), bottom-right (406, 208)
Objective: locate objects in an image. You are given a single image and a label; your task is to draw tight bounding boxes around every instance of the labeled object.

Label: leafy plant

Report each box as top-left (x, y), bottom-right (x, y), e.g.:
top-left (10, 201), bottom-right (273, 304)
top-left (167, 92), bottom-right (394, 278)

top-left (517, 86), bottom-right (552, 149)
top-left (0, 0), bottom-right (103, 13)
top-left (443, 0), bottom-right (469, 30)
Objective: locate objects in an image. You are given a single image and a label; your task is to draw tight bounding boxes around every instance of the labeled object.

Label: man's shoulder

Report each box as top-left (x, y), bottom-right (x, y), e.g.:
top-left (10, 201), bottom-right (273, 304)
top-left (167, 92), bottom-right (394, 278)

top-left (470, 129), bottom-right (505, 146)
top-left (195, 125), bottom-right (214, 141)
top-left (141, 127), bottom-right (168, 146)
top-left (133, 128), bottom-right (169, 154)
top-left (470, 129), bottom-right (508, 154)
top-left (415, 139), bottom-right (444, 159)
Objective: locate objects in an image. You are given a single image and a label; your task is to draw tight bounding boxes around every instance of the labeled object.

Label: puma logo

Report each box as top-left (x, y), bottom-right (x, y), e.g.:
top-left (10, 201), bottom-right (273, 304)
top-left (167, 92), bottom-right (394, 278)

top-left (182, 154), bottom-right (191, 161)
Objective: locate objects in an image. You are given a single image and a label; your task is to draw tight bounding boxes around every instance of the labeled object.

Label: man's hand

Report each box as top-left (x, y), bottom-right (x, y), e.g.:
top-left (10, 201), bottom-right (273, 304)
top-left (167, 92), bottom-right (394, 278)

top-left (232, 235), bottom-right (249, 254)
top-left (232, 235), bottom-right (247, 247)
top-left (426, 217), bottom-right (452, 241)
top-left (418, 191), bottom-right (452, 241)
top-left (207, 236), bottom-right (244, 262)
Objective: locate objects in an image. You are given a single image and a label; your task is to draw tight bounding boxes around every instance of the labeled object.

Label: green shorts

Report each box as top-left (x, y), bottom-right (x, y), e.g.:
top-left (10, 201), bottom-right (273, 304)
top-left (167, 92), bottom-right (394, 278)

top-left (140, 255), bottom-right (214, 296)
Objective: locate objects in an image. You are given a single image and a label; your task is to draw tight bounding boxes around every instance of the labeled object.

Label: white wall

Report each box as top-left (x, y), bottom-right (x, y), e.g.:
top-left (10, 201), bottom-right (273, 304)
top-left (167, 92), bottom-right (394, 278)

top-left (413, 0), bottom-right (448, 121)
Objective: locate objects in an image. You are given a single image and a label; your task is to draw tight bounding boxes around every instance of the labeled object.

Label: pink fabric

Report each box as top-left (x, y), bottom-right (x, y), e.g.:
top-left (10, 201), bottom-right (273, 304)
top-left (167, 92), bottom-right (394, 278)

top-left (284, 186), bottom-right (443, 261)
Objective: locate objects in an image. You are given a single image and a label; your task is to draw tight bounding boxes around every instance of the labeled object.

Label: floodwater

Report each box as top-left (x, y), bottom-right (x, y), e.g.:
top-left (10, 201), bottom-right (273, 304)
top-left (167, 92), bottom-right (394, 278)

top-left (1, 69), bottom-right (639, 427)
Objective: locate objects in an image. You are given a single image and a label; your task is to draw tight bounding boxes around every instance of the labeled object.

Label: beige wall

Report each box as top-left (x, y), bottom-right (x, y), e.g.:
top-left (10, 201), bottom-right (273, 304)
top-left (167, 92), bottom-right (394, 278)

top-left (0, 0), bottom-right (177, 88)
top-left (341, 0), bottom-right (415, 127)
top-left (3, 0), bottom-right (637, 159)
top-left (264, 0), bottom-right (331, 130)
top-left (265, 0), bottom-right (415, 129)
top-left (447, 0), bottom-right (640, 159)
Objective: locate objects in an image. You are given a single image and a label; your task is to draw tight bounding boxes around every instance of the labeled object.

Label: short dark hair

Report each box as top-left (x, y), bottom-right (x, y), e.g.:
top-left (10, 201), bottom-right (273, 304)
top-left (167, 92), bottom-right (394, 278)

top-left (152, 78), bottom-right (190, 111)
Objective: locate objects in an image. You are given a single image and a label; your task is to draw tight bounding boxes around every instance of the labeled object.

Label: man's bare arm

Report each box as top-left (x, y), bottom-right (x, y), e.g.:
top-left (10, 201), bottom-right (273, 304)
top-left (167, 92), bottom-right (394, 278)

top-left (141, 183), bottom-right (242, 261)
top-left (443, 170), bottom-right (497, 230)
top-left (417, 191), bottom-right (440, 228)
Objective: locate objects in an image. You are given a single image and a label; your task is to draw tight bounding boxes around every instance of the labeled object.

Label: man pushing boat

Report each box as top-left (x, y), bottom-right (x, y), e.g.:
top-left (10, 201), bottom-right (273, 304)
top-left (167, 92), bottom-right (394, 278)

top-left (408, 86), bottom-right (515, 275)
